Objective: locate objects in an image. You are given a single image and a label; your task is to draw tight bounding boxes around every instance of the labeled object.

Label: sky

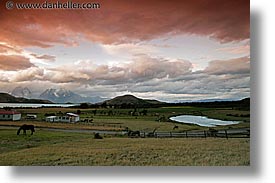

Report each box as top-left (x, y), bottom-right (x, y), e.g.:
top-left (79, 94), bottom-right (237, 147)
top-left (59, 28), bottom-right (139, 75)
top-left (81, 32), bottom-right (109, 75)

top-left (0, 0), bottom-right (250, 102)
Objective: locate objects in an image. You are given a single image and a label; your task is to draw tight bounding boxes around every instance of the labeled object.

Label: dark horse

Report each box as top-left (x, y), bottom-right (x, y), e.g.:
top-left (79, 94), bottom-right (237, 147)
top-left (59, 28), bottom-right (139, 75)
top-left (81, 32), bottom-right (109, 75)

top-left (17, 124), bottom-right (35, 135)
top-left (173, 125), bottom-right (179, 130)
top-left (128, 130), bottom-right (140, 137)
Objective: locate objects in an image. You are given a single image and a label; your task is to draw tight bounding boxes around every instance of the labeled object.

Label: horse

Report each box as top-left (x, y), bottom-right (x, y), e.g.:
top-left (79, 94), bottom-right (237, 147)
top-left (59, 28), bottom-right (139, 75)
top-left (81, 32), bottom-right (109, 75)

top-left (17, 124), bottom-right (35, 135)
top-left (128, 130), bottom-right (140, 137)
top-left (208, 128), bottom-right (218, 137)
top-left (147, 127), bottom-right (158, 137)
top-left (173, 125), bottom-right (179, 130)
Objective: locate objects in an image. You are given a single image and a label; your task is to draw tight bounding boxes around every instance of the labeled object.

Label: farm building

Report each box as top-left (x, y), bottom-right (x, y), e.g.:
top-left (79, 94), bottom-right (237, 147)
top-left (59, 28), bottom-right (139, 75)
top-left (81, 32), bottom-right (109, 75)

top-left (45, 113), bottom-right (80, 123)
top-left (26, 114), bottom-right (37, 119)
top-left (0, 110), bottom-right (21, 121)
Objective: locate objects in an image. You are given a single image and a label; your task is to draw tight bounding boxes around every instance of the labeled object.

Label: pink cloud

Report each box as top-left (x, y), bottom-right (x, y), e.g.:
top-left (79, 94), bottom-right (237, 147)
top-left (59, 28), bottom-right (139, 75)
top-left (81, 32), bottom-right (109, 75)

top-left (0, 55), bottom-right (34, 71)
top-left (216, 44), bottom-right (250, 55)
top-left (204, 57), bottom-right (250, 75)
top-left (0, 0), bottom-right (249, 47)
top-left (30, 53), bottom-right (56, 62)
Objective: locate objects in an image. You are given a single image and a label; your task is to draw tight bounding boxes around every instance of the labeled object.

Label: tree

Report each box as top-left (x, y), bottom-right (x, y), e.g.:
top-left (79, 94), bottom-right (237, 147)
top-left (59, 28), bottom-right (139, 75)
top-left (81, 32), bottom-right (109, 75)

top-left (141, 109), bottom-right (148, 116)
top-left (80, 103), bottom-right (89, 109)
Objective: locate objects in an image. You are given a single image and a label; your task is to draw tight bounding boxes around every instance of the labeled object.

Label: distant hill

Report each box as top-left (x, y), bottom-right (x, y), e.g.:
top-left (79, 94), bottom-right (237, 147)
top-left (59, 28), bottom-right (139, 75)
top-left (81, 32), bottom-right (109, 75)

top-left (0, 93), bottom-right (52, 104)
top-left (100, 94), bottom-right (166, 108)
top-left (172, 97), bottom-right (250, 110)
top-left (144, 99), bottom-right (166, 105)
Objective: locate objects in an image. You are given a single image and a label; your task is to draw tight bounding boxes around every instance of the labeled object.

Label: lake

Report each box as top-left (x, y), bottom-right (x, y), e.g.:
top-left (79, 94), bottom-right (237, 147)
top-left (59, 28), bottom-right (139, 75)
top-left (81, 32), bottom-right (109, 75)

top-left (170, 115), bottom-right (239, 127)
top-left (0, 103), bottom-right (79, 108)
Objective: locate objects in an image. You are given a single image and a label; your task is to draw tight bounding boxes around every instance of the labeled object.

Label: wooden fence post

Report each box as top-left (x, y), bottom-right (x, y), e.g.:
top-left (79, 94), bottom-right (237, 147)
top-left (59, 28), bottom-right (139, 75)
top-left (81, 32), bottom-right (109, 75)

top-left (225, 129), bottom-right (228, 139)
top-left (185, 131), bottom-right (188, 138)
top-left (170, 132), bottom-right (172, 138)
top-left (204, 130), bottom-right (207, 138)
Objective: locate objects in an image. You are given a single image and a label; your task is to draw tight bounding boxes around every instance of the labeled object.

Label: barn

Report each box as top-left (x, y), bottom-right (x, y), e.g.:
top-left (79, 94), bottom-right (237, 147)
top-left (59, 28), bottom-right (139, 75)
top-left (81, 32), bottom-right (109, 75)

top-left (0, 110), bottom-right (21, 121)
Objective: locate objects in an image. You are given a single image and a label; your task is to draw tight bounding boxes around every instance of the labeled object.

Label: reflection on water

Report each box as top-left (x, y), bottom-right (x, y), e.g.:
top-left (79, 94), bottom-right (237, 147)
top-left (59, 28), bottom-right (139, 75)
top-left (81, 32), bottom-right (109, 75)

top-left (170, 115), bottom-right (239, 127)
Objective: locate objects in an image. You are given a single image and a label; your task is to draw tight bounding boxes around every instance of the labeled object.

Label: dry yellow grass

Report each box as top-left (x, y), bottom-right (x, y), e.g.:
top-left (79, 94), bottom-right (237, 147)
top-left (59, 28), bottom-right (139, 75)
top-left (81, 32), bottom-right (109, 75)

top-left (0, 129), bottom-right (250, 166)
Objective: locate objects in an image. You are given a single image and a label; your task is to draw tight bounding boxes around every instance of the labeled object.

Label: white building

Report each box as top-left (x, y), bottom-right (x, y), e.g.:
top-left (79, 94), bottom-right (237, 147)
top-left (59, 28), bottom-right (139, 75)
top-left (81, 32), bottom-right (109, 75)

top-left (66, 113), bottom-right (80, 122)
top-left (45, 113), bottom-right (80, 123)
top-left (0, 110), bottom-right (21, 121)
top-left (26, 114), bottom-right (37, 119)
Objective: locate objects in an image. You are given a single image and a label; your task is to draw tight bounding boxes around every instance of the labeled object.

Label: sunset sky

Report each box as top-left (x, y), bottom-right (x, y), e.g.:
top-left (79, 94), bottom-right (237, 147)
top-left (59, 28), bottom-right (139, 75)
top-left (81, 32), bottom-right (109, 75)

top-left (0, 0), bottom-right (250, 102)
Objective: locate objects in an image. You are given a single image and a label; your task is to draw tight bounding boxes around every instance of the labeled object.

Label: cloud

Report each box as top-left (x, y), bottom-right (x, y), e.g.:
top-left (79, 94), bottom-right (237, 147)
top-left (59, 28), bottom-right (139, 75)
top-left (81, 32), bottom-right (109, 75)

top-left (101, 43), bottom-right (157, 58)
top-left (0, 0), bottom-right (249, 47)
top-left (203, 57), bottom-right (250, 75)
top-left (43, 55), bottom-right (192, 84)
top-left (30, 53), bottom-right (56, 62)
top-left (0, 54), bottom-right (250, 102)
top-left (0, 55), bottom-right (34, 71)
top-left (216, 44), bottom-right (250, 55)
top-left (0, 43), bottom-right (22, 54)
top-left (126, 55), bottom-right (192, 81)
top-left (10, 67), bottom-right (45, 82)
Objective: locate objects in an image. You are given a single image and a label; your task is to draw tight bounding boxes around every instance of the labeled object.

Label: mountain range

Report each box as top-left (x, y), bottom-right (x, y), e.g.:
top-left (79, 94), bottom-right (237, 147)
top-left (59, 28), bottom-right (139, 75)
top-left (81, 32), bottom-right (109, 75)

top-left (9, 87), bottom-right (106, 104)
top-left (39, 88), bottom-right (106, 104)
top-left (5, 87), bottom-right (247, 105)
top-left (0, 93), bottom-right (52, 104)
top-left (1, 88), bottom-right (249, 110)
top-left (11, 86), bottom-right (32, 99)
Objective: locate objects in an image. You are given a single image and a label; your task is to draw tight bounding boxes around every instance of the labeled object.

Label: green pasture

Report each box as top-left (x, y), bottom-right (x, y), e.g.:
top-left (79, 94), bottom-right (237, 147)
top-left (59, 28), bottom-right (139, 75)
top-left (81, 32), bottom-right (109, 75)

top-left (11, 106), bottom-right (250, 132)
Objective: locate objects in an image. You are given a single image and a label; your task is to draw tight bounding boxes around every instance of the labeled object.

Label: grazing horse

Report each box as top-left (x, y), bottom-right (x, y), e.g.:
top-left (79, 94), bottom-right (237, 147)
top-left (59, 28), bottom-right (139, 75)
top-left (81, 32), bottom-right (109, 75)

top-left (173, 125), bottom-right (179, 130)
top-left (94, 133), bottom-right (103, 139)
top-left (208, 128), bottom-right (218, 137)
top-left (17, 124), bottom-right (35, 135)
top-left (128, 130), bottom-right (140, 137)
top-left (147, 127), bottom-right (158, 137)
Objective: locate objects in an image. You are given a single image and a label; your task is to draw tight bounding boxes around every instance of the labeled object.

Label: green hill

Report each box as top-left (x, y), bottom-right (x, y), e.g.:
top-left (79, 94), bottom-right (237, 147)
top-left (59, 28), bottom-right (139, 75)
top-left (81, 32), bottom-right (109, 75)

top-left (101, 94), bottom-right (166, 108)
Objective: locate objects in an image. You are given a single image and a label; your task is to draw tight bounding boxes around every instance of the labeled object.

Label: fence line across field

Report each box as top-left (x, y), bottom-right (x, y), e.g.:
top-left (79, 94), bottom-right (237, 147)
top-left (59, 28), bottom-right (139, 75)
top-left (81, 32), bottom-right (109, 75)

top-left (134, 128), bottom-right (250, 139)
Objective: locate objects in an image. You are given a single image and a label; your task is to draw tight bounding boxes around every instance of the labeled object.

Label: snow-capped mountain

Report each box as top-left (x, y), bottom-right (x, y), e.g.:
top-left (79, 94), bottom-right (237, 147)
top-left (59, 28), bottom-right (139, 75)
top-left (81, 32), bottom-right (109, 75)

top-left (11, 87), bottom-right (32, 99)
top-left (39, 88), bottom-right (105, 103)
top-left (39, 88), bottom-right (81, 103)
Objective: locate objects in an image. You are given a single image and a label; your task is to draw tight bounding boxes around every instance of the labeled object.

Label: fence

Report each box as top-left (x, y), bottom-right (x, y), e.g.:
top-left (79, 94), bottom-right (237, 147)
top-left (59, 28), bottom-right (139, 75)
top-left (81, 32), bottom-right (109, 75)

top-left (134, 128), bottom-right (250, 139)
top-left (84, 122), bottom-right (127, 129)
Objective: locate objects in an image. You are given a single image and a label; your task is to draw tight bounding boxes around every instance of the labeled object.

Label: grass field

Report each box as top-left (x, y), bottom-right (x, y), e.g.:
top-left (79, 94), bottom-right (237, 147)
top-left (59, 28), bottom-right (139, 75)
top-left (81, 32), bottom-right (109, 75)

top-left (8, 106), bottom-right (250, 132)
top-left (0, 128), bottom-right (250, 166)
top-left (0, 106), bottom-right (250, 165)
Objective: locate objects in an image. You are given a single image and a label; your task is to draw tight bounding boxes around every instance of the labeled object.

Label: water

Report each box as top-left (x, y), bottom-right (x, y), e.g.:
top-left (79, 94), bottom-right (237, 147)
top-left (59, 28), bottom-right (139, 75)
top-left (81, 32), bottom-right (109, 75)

top-left (0, 103), bottom-right (79, 108)
top-left (170, 115), bottom-right (239, 127)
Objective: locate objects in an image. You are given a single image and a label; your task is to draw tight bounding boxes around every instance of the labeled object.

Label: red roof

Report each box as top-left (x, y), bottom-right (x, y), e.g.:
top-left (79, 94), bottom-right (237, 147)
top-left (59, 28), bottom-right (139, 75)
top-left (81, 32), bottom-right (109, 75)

top-left (0, 110), bottom-right (21, 115)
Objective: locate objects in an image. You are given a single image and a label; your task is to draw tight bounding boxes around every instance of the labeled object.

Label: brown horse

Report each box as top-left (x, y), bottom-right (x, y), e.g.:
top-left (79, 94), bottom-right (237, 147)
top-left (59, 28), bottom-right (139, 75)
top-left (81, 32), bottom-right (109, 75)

top-left (17, 124), bottom-right (35, 135)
